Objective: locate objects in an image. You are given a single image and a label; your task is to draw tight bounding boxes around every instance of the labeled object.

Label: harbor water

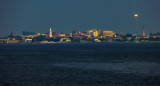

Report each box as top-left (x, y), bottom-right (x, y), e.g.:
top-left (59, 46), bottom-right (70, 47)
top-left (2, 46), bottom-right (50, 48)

top-left (0, 43), bottom-right (160, 86)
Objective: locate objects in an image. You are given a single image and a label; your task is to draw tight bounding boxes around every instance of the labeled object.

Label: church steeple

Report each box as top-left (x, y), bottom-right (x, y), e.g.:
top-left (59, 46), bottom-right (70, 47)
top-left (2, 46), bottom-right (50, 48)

top-left (142, 26), bottom-right (145, 37)
top-left (49, 27), bottom-right (53, 38)
top-left (10, 30), bottom-right (13, 37)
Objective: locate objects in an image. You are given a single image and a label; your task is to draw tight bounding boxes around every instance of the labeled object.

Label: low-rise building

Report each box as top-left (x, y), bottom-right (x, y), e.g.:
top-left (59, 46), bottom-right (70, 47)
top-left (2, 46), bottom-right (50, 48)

top-left (25, 39), bottom-right (32, 43)
top-left (7, 40), bottom-right (19, 43)
top-left (60, 38), bottom-right (71, 43)
top-left (150, 32), bottom-right (160, 38)
top-left (102, 30), bottom-right (115, 37)
top-left (59, 34), bottom-right (66, 37)
top-left (94, 39), bottom-right (101, 42)
top-left (0, 39), bottom-right (7, 43)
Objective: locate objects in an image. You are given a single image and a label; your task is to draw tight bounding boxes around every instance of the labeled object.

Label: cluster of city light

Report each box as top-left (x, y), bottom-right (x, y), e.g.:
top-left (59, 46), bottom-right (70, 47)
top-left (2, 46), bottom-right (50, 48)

top-left (1, 13), bottom-right (160, 44)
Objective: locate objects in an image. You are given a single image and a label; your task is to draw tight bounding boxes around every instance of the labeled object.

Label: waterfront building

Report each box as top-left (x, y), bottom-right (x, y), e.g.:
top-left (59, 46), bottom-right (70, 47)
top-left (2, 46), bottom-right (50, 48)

top-left (24, 39), bottom-right (32, 43)
top-left (72, 30), bottom-right (81, 38)
top-left (69, 33), bottom-right (72, 37)
top-left (93, 30), bottom-right (98, 37)
top-left (59, 34), bottom-right (65, 37)
top-left (142, 26), bottom-right (146, 37)
top-left (72, 30), bottom-right (80, 37)
top-left (79, 32), bottom-right (86, 38)
top-left (150, 32), bottom-right (160, 38)
top-left (40, 40), bottom-right (49, 43)
top-left (46, 30), bottom-right (59, 37)
top-left (85, 35), bottom-right (91, 38)
top-left (0, 39), bottom-right (7, 43)
top-left (80, 32), bottom-right (85, 36)
top-left (102, 30), bottom-right (115, 37)
top-left (87, 29), bottom-right (101, 37)
top-left (7, 40), bottom-right (19, 43)
top-left (36, 33), bottom-right (41, 36)
top-left (60, 38), bottom-right (71, 43)
top-left (49, 28), bottom-right (53, 38)
top-left (94, 39), bottom-right (101, 42)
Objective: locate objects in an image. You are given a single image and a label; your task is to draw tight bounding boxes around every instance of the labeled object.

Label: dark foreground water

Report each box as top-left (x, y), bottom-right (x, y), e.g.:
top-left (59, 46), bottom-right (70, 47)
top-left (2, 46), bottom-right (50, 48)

top-left (0, 43), bottom-right (160, 86)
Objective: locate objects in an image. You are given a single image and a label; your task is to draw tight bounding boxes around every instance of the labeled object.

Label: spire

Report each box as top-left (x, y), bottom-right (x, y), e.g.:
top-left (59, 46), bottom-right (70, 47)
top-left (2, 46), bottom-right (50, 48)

top-left (50, 28), bottom-right (52, 32)
top-left (142, 26), bottom-right (145, 37)
top-left (10, 30), bottom-right (13, 36)
top-left (49, 27), bottom-right (53, 38)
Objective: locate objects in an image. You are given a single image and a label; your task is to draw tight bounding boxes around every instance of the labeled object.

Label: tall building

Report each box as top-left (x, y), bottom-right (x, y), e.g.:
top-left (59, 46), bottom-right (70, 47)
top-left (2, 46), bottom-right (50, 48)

top-left (69, 33), bottom-right (72, 37)
top-left (142, 26), bottom-right (146, 37)
top-left (49, 28), bottom-right (53, 38)
top-left (87, 29), bottom-right (101, 37)
top-left (93, 30), bottom-right (98, 37)
top-left (10, 30), bottom-right (13, 36)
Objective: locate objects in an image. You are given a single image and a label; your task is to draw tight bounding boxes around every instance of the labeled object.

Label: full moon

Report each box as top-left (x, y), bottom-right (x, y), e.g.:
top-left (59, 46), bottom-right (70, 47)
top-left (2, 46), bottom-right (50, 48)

top-left (134, 14), bottom-right (139, 18)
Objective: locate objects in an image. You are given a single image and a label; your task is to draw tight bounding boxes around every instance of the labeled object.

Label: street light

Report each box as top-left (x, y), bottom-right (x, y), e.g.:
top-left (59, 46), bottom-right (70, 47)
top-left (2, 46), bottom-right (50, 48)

top-left (134, 13), bottom-right (140, 43)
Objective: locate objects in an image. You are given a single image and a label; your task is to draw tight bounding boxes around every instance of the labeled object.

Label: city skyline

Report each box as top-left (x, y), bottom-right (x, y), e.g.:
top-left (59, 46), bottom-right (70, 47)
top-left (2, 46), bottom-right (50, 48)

top-left (1, 1), bottom-right (160, 85)
top-left (0, 26), bottom-right (154, 37)
top-left (0, 0), bottom-right (160, 36)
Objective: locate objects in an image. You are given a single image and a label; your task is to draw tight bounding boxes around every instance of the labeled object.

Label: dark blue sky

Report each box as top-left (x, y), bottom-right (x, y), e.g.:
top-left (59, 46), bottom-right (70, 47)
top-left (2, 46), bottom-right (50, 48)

top-left (0, 0), bottom-right (160, 36)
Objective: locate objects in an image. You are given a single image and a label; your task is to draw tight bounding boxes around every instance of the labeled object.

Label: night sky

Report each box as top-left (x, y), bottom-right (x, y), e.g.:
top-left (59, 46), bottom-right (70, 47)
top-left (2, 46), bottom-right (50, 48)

top-left (0, 0), bottom-right (160, 36)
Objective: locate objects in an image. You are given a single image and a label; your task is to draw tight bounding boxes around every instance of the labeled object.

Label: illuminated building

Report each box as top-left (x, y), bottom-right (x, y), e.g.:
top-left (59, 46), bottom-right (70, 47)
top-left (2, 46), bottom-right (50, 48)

top-left (72, 30), bottom-right (80, 37)
top-left (69, 33), bottom-right (72, 37)
top-left (49, 28), bottom-right (53, 38)
top-left (102, 30), bottom-right (115, 37)
top-left (7, 40), bottom-right (19, 43)
top-left (46, 30), bottom-right (59, 37)
top-left (80, 32), bottom-right (85, 36)
top-left (85, 35), bottom-right (91, 38)
top-left (87, 29), bottom-right (101, 37)
top-left (80, 32), bottom-right (86, 37)
top-left (93, 30), bottom-right (98, 37)
top-left (59, 34), bottom-right (65, 37)
top-left (142, 26), bottom-right (146, 37)
top-left (150, 32), bottom-right (160, 38)
top-left (94, 39), bottom-right (101, 42)
top-left (25, 39), bottom-right (32, 43)
top-left (12, 38), bottom-right (15, 40)
top-left (0, 39), bottom-right (7, 43)
top-left (60, 38), bottom-right (71, 43)
top-left (36, 33), bottom-right (41, 35)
